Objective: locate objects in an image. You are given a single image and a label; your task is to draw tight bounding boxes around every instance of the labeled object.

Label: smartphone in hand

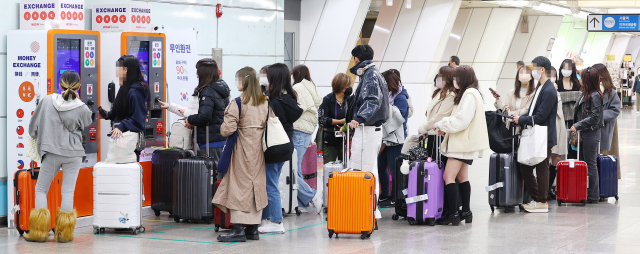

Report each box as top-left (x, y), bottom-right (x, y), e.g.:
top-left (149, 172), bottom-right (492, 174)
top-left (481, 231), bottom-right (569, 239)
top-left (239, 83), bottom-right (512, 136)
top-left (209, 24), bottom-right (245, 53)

top-left (98, 106), bottom-right (108, 119)
top-left (489, 88), bottom-right (500, 97)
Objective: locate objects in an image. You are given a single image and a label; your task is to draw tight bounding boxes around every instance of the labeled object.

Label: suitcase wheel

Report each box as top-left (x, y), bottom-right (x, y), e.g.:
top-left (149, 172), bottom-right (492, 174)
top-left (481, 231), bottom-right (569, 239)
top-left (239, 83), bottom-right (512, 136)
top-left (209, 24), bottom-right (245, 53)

top-left (360, 234), bottom-right (366, 240)
top-left (174, 216), bottom-right (180, 223)
top-left (328, 230), bottom-right (334, 238)
top-left (490, 205), bottom-right (494, 213)
top-left (215, 227), bottom-right (220, 232)
top-left (154, 210), bottom-right (161, 217)
top-left (140, 227), bottom-right (145, 233)
top-left (93, 227), bottom-right (100, 234)
top-left (205, 218), bottom-right (212, 224)
top-left (429, 220), bottom-right (436, 226)
top-left (132, 228), bottom-right (138, 235)
top-left (323, 207), bottom-right (327, 213)
top-left (392, 214), bottom-right (399, 220)
top-left (295, 207), bottom-right (301, 216)
top-left (17, 228), bottom-right (24, 236)
top-left (615, 195), bottom-right (619, 200)
top-left (581, 200), bottom-right (587, 206)
top-left (408, 218), bottom-right (416, 225)
top-left (557, 200), bottom-right (563, 206)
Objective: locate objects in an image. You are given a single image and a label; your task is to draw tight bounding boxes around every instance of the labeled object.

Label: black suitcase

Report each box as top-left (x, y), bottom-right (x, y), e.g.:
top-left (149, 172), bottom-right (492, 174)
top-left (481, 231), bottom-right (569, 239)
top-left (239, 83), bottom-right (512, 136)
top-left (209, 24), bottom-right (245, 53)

top-left (487, 125), bottom-right (523, 212)
top-left (151, 148), bottom-right (193, 216)
top-left (392, 155), bottom-right (408, 220)
top-left (172, 126), bottom-right (217, 223)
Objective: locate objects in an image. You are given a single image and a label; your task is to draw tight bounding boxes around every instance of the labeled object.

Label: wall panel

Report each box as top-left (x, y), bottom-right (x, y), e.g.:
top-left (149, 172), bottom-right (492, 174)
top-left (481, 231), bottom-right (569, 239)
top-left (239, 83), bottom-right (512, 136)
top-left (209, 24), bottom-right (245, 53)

top-left (522, 16), bottom-right (563, 62)
top-left (441, 9), bottom-right (472, 62)
top-left (381, 0), bottom-right (427, 62)
top-left (369, 1), bottom-right (403, 63)
top-left (456, 8), bottom-right (491, 63)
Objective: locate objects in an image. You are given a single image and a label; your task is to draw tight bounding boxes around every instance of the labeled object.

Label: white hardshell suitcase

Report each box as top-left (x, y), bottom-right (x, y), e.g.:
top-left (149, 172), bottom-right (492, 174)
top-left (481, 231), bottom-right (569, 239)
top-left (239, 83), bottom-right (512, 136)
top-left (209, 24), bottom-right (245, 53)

top-left (322, 128), bottom-right (349, 213)
top-left (92, 162), bottom-right (145, 235)
top-left (279, 148), bottom-right (300, 216)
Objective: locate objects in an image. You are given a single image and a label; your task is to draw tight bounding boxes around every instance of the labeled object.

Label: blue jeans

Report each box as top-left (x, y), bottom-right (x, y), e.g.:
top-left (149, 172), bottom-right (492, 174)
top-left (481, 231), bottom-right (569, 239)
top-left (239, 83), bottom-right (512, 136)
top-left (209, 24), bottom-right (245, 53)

top-left (262, 162), bottom-right (285, 223)
top-left (292, 130), bottom-right (318, 207)
top-left (377, 145), bottom-right (402, 198)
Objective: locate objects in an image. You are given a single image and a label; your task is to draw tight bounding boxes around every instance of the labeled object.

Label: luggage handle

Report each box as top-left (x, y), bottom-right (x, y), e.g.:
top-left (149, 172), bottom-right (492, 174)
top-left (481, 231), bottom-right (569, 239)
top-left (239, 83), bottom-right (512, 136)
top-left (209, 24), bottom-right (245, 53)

top-left (193, 125), bottom-right (211, 158)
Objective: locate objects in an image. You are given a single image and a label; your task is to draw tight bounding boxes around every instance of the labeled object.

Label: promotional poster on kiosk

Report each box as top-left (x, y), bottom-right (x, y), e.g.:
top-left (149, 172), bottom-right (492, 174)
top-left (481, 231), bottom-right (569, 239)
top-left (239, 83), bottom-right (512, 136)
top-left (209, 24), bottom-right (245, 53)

top-left (6, 31), bottom-right (48, 222)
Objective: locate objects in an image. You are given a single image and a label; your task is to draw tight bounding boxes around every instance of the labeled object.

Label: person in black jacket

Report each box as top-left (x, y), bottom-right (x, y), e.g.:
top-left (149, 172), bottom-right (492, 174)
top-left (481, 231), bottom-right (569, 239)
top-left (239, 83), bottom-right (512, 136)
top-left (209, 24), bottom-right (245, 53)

top-left (571, 67), bottom-right (604, 203)
top-left (99, 55), bottom-right (149, 161)
top-left (185, 59), bottom-right (229, 159)
top-left (318, 73), bottom-right (353, 164)
top-left (258, 63), bottom-right (303, 234)
top-left (513, 56), bottom-right (558, 213)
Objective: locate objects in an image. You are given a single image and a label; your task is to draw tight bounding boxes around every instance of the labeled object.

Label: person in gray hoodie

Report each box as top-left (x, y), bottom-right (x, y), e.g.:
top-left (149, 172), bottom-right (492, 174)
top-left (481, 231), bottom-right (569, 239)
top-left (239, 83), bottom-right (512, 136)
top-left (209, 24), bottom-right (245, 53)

top-left (25, 71), bottom-right (93, 243)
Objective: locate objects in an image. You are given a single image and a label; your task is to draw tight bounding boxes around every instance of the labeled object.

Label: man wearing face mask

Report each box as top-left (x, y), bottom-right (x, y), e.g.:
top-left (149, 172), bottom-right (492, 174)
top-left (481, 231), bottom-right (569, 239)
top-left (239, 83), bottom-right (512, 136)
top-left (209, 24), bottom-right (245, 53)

top-left (347, 44), bottom-right (389, 220)
top-left (575, 58), bottom-right (584, 77)
top-left (513, 56), bottom-right (558, 213)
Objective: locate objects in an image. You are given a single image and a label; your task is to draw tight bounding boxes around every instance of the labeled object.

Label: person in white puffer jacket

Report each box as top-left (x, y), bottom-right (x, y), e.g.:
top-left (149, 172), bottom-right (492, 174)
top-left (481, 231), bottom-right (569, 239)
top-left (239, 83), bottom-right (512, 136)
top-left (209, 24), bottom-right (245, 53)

top-left (291, 64), bottom-right (324, 214)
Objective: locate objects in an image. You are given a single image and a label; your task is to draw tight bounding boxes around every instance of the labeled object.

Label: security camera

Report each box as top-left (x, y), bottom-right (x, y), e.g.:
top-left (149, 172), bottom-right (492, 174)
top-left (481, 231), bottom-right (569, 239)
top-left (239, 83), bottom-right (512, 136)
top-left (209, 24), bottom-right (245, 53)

top-left (152, 24), bottom-right (159, 31)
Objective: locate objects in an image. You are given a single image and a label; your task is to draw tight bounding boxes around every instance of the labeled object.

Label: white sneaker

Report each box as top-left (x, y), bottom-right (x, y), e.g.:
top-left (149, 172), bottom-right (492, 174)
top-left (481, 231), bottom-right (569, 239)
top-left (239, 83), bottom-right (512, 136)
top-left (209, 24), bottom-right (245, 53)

top-left (310, 190), bottom-right (324, 214)
top-left (298, 207), bottom-right (309, 214)
top-left (258, 221), bottom-right (285, 234)
top-left (523, 201), bottom-right (548, 213)
top-left (259, 219), bottom-right (269, 228)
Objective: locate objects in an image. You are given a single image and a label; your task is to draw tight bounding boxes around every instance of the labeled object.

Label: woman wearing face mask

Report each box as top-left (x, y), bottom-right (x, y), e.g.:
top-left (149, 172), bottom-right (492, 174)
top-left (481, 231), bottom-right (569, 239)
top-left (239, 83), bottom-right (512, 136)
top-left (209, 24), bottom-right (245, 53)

top-left (318, 73), bottom-right (353, 164)
top-left (547, 67), bottom-right (567, 200)
top-left (570, 67), bottom-right (604, 203)
top-left (260, 65), bottom-right (270, 94)
top-left (493, 66), bottom-right (536, 127)
top-left (557, 59), bottom-right (582, 160)
top-left (419, 66), bottom-right (456, 159)
top-left (434, 66), bottom-right (490, 225)
top-left (159, 59), bottom-right (230, 160)
top-left (593, 64), bottom-right (622, 181)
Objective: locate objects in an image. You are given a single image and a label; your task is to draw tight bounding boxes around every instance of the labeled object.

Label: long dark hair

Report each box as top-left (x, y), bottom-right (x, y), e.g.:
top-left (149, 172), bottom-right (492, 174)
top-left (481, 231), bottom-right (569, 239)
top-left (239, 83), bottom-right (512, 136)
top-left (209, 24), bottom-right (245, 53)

top-left (514, 66), bottom-right (535, 98)
top-left (558, 59), bottom-right (580, 89)
top-left (381, 70), bottom-right (400, 96)
top-left (267, 63), bottom-right (297, 100)
top-left (580, 67), bottom-right (602, 101)
top-left (193, 58), bottom-right (220, 96)
top-left (432, 66), bottom-right (455, 100)
top-left (592, 63), bottom-right (615, 96)
top-left (113, 55), bottom-right (149, 121)
top-left (291, 64), bottom-right (313, 85)
top-left (453, 66), bottom-right (480, 105)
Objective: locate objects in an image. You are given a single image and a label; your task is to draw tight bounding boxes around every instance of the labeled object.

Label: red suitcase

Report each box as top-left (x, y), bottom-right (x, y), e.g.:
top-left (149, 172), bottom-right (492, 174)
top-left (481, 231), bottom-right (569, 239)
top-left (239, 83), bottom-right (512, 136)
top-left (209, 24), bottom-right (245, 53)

top-left (556, 132), bottom-right (587, 206)
top-left (213, 180), bottom-right (232, 232)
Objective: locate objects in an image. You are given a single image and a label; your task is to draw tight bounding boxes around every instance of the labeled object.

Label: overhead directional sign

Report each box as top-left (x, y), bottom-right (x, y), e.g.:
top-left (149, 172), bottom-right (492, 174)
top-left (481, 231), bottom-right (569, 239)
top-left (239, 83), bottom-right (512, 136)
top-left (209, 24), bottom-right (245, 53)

top-left (588, 14), bottom-right (639, 32)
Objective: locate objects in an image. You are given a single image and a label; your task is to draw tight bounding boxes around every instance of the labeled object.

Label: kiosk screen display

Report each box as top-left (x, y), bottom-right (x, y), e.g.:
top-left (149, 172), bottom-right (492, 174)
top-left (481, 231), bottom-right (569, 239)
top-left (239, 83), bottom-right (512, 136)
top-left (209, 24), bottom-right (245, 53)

top-left (129, 41), bottom-right (150, 83)
top-left (56, 39), bottom-right (81, 94)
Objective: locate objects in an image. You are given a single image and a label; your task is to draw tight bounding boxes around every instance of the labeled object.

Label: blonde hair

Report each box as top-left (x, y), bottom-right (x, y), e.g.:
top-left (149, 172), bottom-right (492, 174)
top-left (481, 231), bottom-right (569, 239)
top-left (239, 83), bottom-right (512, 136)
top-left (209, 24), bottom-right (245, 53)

top-left (237, 67), bottom-right (267, 106)
top-left (60, 70), bottom-right (81, 100)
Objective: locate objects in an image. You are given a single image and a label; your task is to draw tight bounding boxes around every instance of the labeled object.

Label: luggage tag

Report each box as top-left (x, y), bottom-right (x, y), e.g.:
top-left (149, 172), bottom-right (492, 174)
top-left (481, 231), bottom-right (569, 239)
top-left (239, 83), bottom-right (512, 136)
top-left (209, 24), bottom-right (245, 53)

top-left (9, 204), bottom-right (20, 218)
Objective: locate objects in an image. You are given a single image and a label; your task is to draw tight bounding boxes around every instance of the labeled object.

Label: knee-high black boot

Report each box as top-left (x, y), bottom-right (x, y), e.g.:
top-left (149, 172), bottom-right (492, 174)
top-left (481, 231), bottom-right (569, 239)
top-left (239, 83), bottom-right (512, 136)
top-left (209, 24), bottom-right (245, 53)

top-left (436, 183), bottom-right (460, 226)
top-left (217, 224), bottom-right (247, 242)
top-left (459, 181), bottom-right (472, 223)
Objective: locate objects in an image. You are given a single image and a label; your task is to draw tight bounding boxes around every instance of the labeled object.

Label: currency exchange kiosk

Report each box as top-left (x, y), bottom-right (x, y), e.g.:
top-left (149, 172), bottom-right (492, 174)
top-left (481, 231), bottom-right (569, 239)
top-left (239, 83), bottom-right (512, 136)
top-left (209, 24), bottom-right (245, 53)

top-left (99, 32), bottom-right (166, 206)
top-left (6, 29), bottom-right (100, 220)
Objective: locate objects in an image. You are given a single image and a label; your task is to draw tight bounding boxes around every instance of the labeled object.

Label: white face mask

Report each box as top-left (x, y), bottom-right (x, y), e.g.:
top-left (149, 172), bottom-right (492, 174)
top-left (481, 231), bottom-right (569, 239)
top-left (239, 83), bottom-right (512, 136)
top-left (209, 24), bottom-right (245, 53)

top-left (291, 76), bottom-right (295, 84)
top-left (453, 80), bottom-right (460, 89)
top-left (576, 65), bottom-right (584, 71)
top-left (259, 77), bottom-right (268, 87)
top-left (531, 69), bottom-right (542, 80)
top-left (550, 77), bottom-right (557, 83)
top-left (435, 78), bottom-right (444, 89)
top-left (519, 74), bottom-right (532, 84)
top-left (561, 69), bottom-right (572, 77)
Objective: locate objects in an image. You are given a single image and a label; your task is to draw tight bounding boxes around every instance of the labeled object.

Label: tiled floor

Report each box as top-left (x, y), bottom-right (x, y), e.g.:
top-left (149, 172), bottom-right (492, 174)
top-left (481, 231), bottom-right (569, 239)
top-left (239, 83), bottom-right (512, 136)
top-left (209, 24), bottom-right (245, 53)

top-left (2, 107), bottom-right (640, 253)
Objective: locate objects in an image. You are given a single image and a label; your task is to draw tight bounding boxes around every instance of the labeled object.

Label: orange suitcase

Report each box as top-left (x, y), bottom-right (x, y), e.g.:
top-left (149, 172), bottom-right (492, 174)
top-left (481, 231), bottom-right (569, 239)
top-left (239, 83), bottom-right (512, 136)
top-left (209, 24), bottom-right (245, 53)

top-left (327, 170), bottom-right (376, 240)
top-left (13, 168), bottom-right (62, 235)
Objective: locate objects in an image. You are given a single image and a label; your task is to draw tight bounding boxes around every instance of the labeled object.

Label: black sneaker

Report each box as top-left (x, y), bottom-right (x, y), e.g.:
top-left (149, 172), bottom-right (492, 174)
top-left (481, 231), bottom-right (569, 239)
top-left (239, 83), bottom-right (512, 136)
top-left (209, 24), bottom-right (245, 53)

top-left (378, 198), bottom-right (394, 208)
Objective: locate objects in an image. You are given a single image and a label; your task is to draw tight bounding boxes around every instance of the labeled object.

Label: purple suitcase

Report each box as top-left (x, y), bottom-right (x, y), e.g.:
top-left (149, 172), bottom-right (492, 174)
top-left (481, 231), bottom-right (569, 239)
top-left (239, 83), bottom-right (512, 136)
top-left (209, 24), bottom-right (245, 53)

top-left (406, 158), bottom-right (444, 226)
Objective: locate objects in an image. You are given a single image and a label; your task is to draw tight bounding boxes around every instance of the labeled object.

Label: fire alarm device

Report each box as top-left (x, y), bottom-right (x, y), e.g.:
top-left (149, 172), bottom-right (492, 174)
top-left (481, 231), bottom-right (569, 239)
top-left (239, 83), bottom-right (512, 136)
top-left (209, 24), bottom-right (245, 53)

top-left (216, 4), bottom-right (223, 18)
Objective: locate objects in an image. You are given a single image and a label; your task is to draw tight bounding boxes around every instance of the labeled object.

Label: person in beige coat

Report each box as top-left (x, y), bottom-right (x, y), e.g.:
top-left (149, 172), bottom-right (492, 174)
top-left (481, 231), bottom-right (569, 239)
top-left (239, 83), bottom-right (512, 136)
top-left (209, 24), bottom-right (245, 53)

top-left (434, 66), bottom-right (489, 226)
top-left (213, 67), bottom-right (269, 243)
top-left (492, 66), bottom-right (536, 128)
top-left (418, 66), bottom-right (456, 161)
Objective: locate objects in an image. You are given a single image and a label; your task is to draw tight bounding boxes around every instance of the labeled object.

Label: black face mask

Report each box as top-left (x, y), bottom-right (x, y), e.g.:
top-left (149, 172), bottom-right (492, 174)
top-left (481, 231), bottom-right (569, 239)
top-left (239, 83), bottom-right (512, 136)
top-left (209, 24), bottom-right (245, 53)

top-left (344, 87), bottom-right (353, 97)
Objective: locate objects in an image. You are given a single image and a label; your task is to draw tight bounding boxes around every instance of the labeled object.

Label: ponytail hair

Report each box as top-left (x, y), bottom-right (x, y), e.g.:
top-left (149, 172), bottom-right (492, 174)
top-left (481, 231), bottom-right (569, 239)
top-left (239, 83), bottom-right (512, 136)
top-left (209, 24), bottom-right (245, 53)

top-left (60, 70), bottom-right (81, 100)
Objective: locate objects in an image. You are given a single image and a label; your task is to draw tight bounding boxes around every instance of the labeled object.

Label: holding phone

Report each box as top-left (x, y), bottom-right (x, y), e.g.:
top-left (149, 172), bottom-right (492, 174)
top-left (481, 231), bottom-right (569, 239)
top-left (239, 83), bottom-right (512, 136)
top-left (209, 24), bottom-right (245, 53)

top-left (489, 88), bottom-right (500, 98)
top-left (98, 106), bottom-right (108, 119)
